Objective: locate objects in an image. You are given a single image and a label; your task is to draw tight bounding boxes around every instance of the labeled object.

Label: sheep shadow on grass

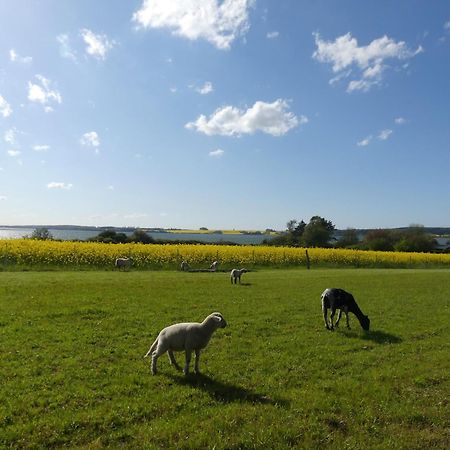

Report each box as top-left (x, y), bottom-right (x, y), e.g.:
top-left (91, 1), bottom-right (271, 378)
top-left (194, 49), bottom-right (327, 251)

top-left (342, 329), bottom-right (402, 344)
top-left (167, 373), bottom-right (288, 406)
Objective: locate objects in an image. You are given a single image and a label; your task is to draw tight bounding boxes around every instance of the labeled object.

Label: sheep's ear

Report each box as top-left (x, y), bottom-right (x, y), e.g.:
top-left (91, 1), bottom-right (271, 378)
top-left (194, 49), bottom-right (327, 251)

top-left (212, 314), bottom-right (223, 323)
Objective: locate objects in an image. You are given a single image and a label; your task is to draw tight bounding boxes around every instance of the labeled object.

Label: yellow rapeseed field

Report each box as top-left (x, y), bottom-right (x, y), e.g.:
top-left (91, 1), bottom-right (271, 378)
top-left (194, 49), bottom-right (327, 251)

top-left (1, 239), bottom-right (450, 269)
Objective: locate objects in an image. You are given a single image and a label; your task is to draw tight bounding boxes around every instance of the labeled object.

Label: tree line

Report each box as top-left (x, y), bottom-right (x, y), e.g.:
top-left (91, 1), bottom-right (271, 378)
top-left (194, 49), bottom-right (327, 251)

top-left (264, 217), bottom-right (437, 253)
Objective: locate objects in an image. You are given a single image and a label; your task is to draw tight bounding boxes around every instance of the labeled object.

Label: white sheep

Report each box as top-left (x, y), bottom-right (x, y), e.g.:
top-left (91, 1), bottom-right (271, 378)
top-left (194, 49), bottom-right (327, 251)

top-left (210, 260), bottom-right (219, 271)
top-left (180, 260), bottom-right (190, 271)
top-left (321, 288), bottom-right (370, 331)
top-left (144, 312), bottom-right (227, 375)
top-left (114, 257), bottom-right (132, 271)
top-left (230, 268), bottom-right (247, 284)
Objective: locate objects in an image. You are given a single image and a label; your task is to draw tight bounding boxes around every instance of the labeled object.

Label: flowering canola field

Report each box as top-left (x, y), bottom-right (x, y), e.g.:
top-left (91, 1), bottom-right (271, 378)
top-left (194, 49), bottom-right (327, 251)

top-left (1, 239), bottom-right (450, 269)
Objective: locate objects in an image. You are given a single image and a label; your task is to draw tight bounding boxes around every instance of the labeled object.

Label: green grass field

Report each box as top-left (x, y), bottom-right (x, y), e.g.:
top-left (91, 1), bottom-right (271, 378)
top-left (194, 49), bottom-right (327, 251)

top-left (1, 269), bottom-right (449, 449)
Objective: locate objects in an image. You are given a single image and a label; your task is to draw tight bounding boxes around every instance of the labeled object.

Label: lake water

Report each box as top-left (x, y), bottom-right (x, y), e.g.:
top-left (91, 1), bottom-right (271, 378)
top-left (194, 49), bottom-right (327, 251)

top-left (0, 227), bottom-right (272, 245)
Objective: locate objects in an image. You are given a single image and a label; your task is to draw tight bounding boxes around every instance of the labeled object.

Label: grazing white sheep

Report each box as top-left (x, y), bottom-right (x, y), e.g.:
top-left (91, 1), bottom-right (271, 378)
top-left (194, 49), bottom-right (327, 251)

top-left (114, 257), bottom-right (132, 271)
top-left (321, 288), bottom-right (370, 331)
top-left (230, 268), bottom-right (247, 284)
top-left (210, 260), bottom-right (219, 271)
top-left (144, 312), bottom-right (227, 375)
top-left (180, 260), bottom-right (190, 271)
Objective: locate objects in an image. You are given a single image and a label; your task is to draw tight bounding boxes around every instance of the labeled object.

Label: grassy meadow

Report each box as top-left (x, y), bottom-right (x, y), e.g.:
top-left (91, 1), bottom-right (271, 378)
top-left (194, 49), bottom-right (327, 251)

top-left (1, 268), bottom-right (449, 449)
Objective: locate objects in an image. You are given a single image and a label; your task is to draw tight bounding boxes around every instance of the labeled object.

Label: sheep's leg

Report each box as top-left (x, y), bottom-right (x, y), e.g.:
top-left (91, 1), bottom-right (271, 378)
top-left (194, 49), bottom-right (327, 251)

top-left (184, 350), bottom-right (192, 375)
top-left (168, 350), bottom-right (181, 371)
top-left (329, 307), bottom-right (336, 330)
top-left (322, 305), bottom-right (330, 330)
top-left (230, 276), bottom-right (233, 284)
top-left (344, 307), bottom-right (351, 329)
top-left (151, 344), bottom-right (167, 375)
top-left (335, 310), bottom-right (342, 327)
top-left (151, 352), bottom-right (159, 375)
top-left (194, 349), bottom-right (201, 374)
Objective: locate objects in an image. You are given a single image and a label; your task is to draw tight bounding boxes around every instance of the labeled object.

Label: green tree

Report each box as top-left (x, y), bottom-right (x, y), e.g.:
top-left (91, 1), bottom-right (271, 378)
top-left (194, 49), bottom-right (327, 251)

top-left (336, 228), bottom-right (360, 248)
top-left (362, 229), bottom-right (396, 251)
top-left (394, 225), bottom-right (435, 253)
top-left (128, 229), bottom-right (154, 244)
top-left (302, 216), bottom-right (335, 247)
top-left (30, 227), bottom-right (54, 240)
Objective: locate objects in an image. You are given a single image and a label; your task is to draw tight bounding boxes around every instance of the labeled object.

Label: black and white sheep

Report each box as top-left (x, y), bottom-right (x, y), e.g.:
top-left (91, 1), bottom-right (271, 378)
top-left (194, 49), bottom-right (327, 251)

top-left (114, 257), bottom-right (132, 271)
top-left (321, 288), bottom-right (370, 331)
top-left (144, 312), bottom-right (227, 375)
top-left (210, 260), bottom-right (219, 271)
top-left (180, 260), bottom-right (190, 271)
top-left (230, 268), bottom-right (247, 284)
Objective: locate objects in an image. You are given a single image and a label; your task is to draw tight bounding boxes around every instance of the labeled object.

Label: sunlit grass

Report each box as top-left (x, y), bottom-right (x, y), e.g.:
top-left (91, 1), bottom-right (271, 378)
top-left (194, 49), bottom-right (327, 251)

top-left (1, 269), bottom-right (449, 448)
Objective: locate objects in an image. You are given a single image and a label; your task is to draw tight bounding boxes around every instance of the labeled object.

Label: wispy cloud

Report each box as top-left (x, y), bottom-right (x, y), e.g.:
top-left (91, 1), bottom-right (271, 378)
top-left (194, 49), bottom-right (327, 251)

top-left (267, 31), bottom-right (279, 39)
top-left (378, 129), bottom-right (393, 140)
top-left (395, 117), bottom-right (407, 125)
top-left (47, 182), bottom-right (73, 190)
top-left (32, 144), bottom-right (50, 152)
top-left (57, 34), bottom-right (78, 61)
top-left (27, 75), bottom-right (62, 110)
top-left (186, 99), bottom-right (306, 137)
top-left (357, 136), bottom-right (372, 147)
top-left (80, 131), bottom-right (100, 151)
top-left (209, 148), bottom-right (224, 158)
top-left (0, 94), bottom-right (12, 117)
top-left (195, 81), bottom-right (214, 95)
top-left (7, 149), bottom-right (21, 157)
top-left (0, 195), bottom-right (7, 201)
top-left (4, 128), bottom-right (17, 145)
top-left (9, 49), bottom-right (32, 64)
top-left (80, 29), bottom-right (114, 60)
top-left (132, 0), bottom-right (255, 50)
top-left (313, 32), bottom-right (423, 93)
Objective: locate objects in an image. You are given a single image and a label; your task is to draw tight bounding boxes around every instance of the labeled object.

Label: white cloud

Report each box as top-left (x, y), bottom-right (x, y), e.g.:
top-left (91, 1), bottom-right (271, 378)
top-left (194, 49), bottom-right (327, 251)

top-left (7, 150), bottom-right (21, 157)
top-left (445, 21), bottom-right (450, 30)
top-left (357, 136), bottom-right (372, 147)
top-left (27, 75), bottom-right (62, 108)
top-left (395, 117), bottom-right (407, 125)
top-left (267, 31), bottom-right (279, 39)
top-left (32, 145), bottom-right (50, 152)
top-left (9, 49), bottom-right (32, 64)
top-left (378, 129), bottom-right (393, 140)
top-left (80, 131), bottom-right (100, 150)
top-left (4, 128), bottom-right (17, 145)
top-left (0, 94), bottom-right (12, 117)
top-left (313, 32), bottom-right (423, 93)
top-left (195, 81), bottom-right (214, 95)
top-left (132, 0), bottom-right (255, 50)
top-left (186, 99), bottom-right (306, 136)
top-left (124, 213), bottom-right (149, 219)
top-left (80, 29), bottom-right (114, 60)
top-left (209, 148), bottom-right (224, 158)
top-left (57, 34), bottom-right (78, 61)
top-left (0, 195), bottom-right (7, 201)
top-left (47, 182), bottom-right (73, 190)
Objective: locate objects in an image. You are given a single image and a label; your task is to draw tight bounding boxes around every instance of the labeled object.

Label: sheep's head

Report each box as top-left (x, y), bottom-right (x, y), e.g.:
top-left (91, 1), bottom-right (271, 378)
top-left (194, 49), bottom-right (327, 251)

top-left (360, 315), bottom-right (370, 331)
top-left (209, 312), bottom-right (227, 328)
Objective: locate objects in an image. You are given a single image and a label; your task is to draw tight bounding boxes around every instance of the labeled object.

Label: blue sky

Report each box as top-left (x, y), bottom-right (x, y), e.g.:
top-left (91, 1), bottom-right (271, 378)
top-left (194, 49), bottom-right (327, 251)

top-left (0, 0), bottom-right (449, 230)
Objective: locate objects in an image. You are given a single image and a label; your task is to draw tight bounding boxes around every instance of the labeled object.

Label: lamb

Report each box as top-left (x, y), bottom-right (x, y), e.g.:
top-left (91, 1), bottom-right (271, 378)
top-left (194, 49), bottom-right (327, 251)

top-left (144, 312), bottom-right (227, 375)
top-left (230, 268), bottom-right (247, 284)
top-left (321, 288), bottom-right (370, 331)
top-left (180, 260), bottom-right (190, 271)
top-left (210, 260), bottom-right (219, 271)
top-left (114, 257), bottom-right (132, 271)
